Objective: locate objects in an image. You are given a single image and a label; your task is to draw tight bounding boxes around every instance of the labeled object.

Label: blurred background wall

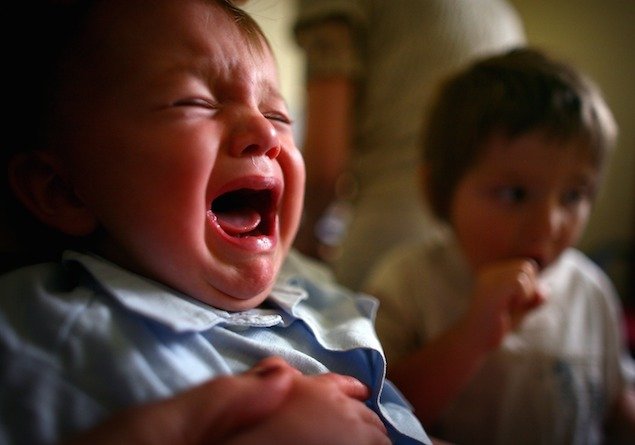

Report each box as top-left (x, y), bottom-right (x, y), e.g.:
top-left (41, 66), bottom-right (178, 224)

top-left (243, 0), bottom-right (635, 299)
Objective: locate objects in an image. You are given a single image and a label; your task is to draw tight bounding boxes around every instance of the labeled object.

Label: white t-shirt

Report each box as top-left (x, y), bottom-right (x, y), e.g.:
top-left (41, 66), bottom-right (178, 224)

top-left (365, 232), bottom-right (635, 444)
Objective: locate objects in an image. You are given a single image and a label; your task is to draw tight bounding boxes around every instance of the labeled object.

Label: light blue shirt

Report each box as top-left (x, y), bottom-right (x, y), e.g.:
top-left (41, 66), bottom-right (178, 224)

top-left (0, 251), bottom-right (429, 445)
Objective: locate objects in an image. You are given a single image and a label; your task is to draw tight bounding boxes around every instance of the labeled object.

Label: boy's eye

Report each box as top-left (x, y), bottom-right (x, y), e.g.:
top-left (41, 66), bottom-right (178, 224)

top-left (496, 186), bottom-right (527, 204)
top-left (561, 187), bottom-right (591, 206)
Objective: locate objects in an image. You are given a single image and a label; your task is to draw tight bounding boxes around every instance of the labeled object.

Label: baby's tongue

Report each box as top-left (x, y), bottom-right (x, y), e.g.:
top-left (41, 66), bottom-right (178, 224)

top-left (216, 208), bottom-right (261, 236)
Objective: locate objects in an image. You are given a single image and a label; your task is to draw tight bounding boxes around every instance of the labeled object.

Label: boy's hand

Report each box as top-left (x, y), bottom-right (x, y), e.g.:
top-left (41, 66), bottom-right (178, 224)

top-left (465, 258), bottom-right (547, 350)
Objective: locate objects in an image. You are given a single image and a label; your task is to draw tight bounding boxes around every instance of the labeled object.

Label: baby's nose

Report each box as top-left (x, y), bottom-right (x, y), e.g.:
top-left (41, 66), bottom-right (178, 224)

top-left (230, 111), bottom-right (281, 159)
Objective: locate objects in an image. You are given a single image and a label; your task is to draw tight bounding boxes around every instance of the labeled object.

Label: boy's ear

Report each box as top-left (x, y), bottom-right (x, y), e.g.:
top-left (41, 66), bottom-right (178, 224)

top-left (8, 151), bottom-right (98, 236)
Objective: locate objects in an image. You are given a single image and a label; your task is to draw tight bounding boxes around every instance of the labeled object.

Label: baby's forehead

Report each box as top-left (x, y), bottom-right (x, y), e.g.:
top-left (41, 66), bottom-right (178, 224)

top-left (61, 0), bottom-right (275, 88)
top-left (82, 0), bottom-right (265, 52)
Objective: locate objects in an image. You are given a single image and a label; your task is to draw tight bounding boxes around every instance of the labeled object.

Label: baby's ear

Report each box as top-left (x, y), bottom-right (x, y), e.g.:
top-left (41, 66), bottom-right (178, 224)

top-left (8, 151), bottom-right (97, 236)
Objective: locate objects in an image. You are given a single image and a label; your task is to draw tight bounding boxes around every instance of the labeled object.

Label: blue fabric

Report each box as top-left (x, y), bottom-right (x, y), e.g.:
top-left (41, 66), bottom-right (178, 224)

top-left (0, 251), bottom-right (429, 444)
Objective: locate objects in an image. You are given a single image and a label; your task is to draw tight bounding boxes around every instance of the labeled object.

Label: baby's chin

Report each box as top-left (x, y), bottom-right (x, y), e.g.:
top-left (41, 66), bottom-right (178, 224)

top-left (188, 275), bottom-right (277, 312)
top-left (210, 288), bottom-right (272, 312)
top-left (165, 245), bottom-right (288, 311)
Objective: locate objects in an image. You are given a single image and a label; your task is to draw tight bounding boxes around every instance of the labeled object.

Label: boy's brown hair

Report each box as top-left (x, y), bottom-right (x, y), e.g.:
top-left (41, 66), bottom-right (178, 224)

top-left (422, 47), bottom-right (617, 223)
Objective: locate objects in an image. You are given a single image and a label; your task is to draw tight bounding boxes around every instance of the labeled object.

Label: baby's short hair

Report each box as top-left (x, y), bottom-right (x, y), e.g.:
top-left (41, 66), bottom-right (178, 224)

top-left (422, 47), bottom-right (617, 222)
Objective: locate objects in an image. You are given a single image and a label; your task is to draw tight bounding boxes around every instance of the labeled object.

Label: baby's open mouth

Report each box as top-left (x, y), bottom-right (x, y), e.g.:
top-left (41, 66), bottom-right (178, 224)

top-left (211, 188), bottom-right (275, 237)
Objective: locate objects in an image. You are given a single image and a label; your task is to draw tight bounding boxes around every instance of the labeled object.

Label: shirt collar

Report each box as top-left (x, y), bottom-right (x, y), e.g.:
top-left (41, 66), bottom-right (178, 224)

top-left (62, 251), bottom-right (307, 333)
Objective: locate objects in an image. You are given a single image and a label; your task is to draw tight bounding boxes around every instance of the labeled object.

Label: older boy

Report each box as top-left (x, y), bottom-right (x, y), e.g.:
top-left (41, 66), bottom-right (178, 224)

top-left (365, 47), bottom-right (635, 444)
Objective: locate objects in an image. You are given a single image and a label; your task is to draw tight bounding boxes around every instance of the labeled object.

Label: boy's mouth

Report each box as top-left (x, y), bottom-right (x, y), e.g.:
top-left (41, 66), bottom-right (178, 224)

top-left (211, 187), bottom-right (277, 238)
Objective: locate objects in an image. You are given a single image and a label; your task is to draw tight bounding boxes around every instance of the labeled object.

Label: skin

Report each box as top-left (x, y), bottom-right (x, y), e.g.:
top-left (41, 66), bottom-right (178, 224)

top-left (390, 129), bottom-right (600, 426)
top-left (451, 130), bottom-right (597, 275)
top-left (10, 1), bottom-right (390, 443)
top-left (223, 366), bottom-right (391, 445)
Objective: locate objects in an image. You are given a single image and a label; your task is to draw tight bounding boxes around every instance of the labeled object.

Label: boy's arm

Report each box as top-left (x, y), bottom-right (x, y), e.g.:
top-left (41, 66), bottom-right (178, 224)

top-left (387, 258), bottom-right (545, 427)
top-left (387, 313), bottom-right (493, 428)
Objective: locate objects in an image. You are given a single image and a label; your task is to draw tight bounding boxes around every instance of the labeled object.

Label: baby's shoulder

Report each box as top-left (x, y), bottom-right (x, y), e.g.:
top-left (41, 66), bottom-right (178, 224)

top-left (0, 259), bottom-right (103, 348)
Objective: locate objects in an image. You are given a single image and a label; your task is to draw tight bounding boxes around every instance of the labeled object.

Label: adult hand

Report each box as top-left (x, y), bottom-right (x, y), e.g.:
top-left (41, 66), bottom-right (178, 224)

top-left (63, 356), bottom-right (296, 445)
top-left (63, 356), bottom-right (389, 445)
top-left (225, 370), bottom-right (390, 445)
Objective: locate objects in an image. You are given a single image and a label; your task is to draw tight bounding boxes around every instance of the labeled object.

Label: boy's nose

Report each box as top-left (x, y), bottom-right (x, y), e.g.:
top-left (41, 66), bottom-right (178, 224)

top-left (527, 201), bottom-right (565, 243)
top-left (229, 112), bottom-right (281, 160)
